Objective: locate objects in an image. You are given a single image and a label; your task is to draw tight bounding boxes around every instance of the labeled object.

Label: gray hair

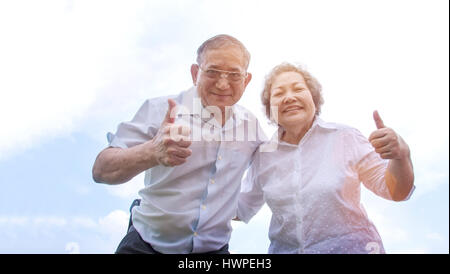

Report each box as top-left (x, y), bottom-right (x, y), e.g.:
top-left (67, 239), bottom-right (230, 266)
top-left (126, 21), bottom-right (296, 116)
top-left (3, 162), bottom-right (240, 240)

top-left (262, 62), bottom-right (324, 121)
top-left (196, 34), bottom-right (251, 69)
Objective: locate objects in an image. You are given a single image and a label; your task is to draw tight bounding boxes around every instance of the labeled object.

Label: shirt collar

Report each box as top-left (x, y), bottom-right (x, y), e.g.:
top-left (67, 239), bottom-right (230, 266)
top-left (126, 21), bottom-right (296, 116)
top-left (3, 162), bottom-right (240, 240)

top-left (180, 86), bottom-right (202, 116)
top-left (269, 116), bottom-right (338, 147)
top-left (179, 86), bottom-right (250, 127)
top-left (314, 116), bottom-right (339, 130)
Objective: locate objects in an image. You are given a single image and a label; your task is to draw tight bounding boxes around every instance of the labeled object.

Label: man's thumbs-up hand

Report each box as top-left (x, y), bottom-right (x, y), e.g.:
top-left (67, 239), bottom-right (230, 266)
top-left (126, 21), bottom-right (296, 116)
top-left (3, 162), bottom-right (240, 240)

top-left (162, 98), bottom-right (177, 124)
top-left (368, 110), bottom-right (409, 160)
top-left (147, 99), bottom-right (192, 167)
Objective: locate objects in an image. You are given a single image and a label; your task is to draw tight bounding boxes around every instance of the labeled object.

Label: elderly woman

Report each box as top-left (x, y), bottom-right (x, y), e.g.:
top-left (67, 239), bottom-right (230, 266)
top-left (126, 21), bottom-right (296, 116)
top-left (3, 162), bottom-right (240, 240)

top-left (237, 62), bottom-right (415, 254)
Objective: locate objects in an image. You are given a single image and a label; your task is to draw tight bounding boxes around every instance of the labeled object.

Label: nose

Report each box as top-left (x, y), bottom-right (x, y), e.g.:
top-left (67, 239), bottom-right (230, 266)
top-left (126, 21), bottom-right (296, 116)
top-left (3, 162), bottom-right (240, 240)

top-left (282, 93), bottom-right (296, 104)
top-left (215, 77), bottom-right (230, 90)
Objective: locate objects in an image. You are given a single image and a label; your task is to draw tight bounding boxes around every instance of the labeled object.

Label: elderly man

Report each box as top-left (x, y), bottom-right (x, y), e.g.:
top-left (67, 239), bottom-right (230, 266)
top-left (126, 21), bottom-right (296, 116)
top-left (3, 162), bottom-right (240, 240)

top-left (92, 34), bottom-right (266, 254)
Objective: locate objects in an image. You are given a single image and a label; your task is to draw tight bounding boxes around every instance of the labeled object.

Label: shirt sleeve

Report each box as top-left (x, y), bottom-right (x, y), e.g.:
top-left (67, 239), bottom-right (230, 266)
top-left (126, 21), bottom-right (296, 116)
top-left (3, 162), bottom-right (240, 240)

top-left (237, 151), bottom-right (266, 223)
top-left (345, 128), bottom-right (394, 200)
top-left (347, 127), bottom-right (415, 201)
top-left (107, 99), bottom-right (163, 149)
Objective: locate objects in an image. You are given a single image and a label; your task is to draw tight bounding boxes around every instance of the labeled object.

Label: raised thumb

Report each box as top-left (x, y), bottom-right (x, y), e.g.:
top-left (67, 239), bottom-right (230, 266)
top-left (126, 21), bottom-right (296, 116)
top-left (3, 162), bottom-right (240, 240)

top-left (163, 99), bottom-right (177, 124)
top-left (373, 110), bottom-right (385, 129)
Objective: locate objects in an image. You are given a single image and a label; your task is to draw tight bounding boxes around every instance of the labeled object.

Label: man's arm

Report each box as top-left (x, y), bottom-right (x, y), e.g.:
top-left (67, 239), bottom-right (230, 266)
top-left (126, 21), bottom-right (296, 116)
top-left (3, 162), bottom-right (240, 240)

top-left (92, 143), bottom-right (158, 185)
top-left (92, 99), bottom-right (192, 185)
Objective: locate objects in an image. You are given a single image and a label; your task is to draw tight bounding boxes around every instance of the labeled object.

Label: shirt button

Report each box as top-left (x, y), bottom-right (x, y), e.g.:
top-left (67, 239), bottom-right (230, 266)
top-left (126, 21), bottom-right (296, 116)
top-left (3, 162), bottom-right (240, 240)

top-left (194, 232), bottom-right (198, 236)
top-left (201, 205), bottom-right (206, 210)
top-left (218, 155), bottom-right (222, 160)
top-left (210, 179), bottom-right (215, 184)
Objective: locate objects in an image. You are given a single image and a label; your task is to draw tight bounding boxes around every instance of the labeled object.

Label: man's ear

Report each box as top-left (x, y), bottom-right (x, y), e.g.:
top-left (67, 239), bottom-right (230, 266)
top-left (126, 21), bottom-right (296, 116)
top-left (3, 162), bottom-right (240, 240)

top-left (243, 72), bottom-right (252, 88)
top-left (191, 64), bottom-right (199, 86)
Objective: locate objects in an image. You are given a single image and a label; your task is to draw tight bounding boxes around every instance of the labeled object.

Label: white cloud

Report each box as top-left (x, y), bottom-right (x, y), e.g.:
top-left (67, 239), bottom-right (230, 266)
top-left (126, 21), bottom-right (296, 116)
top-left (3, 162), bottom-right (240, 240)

top-left (73, 184), bottom-right (92, 196)
top-left (0, 216), bottom-right (68, 228)
top-left (365, 208), bottom-right (410, 245)
top-left (71, 217), bottom-right (98, 229)
top-left (414, 169), bottom-right (449, 198)
top-left (33, 217), bottom-right (67, 227)
top-left (0, 210), bottom-right (129, 253)
top-left (359, 188), bottom-right (449, 254)
top-left (0, 0), bottom-right (447, 254)
top-left (98, 210), bottom-right (129, 239)
top-left (0, 0), bottom-right (187, 160)
top-left (65, 242), bottom-right (80, 254)
top-left (426, 232), bottom-right (444, 241)
top-left (104, 173), bottom-right (145, 200)
top-left (0, 216), bottom-right (29, 226)
top-left (0, 0), bottom-right (447, 163)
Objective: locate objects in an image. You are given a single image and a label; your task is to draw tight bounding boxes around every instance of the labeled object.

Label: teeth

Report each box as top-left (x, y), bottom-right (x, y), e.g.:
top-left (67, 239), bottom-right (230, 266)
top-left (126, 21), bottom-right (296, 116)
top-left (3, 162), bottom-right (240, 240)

top-left (284, 106), bottom-right (301, 112)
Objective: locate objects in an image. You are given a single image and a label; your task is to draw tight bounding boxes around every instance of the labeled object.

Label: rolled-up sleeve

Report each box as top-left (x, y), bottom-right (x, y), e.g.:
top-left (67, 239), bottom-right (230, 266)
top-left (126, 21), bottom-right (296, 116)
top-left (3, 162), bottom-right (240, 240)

top-left (107, 99), bottom-right (163, 149)
top-left (345, 128), bottom-right (415, 201)
top-left (358, 151), bottom-right (393, 200)
top-left (345, 128), bottom-right (393, 200)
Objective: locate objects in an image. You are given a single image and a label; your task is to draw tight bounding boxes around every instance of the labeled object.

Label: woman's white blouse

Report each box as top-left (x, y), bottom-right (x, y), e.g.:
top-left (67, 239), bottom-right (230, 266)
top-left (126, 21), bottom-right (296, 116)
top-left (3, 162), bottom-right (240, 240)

top-left (237, 117), bottom-right (414, 254)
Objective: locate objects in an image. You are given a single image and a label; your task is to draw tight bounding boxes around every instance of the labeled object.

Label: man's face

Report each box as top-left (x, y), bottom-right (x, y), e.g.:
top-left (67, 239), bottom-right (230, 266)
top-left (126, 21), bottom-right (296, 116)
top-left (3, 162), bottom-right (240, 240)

top-left (191, 45), bottom-right (252, 111)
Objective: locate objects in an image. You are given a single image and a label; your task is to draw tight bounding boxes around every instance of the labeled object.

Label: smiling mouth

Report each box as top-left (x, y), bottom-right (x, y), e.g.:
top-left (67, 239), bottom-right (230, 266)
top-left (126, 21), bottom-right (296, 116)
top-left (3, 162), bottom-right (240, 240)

top-left (282, 106), bottom-right (303, 113)
top-left (211, 93), bottom-right (232, 97)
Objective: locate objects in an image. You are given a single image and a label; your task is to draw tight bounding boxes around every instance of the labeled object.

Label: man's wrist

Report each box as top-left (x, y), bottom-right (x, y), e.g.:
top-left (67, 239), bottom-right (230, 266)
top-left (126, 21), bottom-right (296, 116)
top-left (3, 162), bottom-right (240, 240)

top-left (137, 141), bottom-right (160, 169)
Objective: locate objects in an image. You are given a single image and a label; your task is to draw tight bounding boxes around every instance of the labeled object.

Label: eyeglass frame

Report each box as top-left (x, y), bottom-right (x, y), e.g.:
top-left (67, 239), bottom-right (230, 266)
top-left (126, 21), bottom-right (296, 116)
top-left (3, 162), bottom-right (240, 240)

top-left (197, 65), bottom-right (249, 82)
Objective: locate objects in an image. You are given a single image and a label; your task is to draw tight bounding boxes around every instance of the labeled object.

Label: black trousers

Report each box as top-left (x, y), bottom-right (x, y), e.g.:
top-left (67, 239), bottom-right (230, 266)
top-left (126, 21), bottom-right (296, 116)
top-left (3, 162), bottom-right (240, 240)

top-left (115, 199), bottom-right (230, 254)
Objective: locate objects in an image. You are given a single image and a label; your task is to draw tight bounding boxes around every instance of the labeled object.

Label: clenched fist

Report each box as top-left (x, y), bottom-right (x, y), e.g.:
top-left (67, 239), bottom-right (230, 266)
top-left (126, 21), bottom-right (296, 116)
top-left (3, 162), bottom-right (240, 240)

top-left (368, 110), bottom-right (410, 160)
top-left (150, 99), bottom-right (192, 166)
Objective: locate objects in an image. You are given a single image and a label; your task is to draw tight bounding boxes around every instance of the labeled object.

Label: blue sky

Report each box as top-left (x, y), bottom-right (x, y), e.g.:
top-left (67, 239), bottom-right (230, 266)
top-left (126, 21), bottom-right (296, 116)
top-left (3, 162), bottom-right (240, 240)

top-left (0, 0), bottom-right (448, 253)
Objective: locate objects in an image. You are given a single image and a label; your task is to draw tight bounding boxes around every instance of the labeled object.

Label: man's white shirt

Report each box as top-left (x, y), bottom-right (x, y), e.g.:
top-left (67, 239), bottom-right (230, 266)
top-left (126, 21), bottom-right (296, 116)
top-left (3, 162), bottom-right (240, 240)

top-left (108, 86), bottom-right (266, 253)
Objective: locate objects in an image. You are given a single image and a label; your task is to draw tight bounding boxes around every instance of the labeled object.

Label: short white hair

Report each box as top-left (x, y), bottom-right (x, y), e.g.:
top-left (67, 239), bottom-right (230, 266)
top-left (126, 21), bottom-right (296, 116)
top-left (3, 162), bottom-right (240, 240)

top-left (196, 34), bottom-right (251, 69)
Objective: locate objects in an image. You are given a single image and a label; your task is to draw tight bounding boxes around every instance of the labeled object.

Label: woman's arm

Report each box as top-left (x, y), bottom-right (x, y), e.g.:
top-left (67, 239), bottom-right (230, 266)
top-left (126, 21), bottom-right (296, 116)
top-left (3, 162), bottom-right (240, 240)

top-left (369, 111), bottom-right (414, 201)
top-left (236, 151), bottom-right (266, 223)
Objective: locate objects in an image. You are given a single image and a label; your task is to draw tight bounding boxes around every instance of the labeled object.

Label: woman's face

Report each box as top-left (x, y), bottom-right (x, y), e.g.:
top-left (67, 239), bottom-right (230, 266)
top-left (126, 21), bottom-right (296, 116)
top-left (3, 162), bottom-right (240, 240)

top-left (270, 71), bottom-right (316, 130)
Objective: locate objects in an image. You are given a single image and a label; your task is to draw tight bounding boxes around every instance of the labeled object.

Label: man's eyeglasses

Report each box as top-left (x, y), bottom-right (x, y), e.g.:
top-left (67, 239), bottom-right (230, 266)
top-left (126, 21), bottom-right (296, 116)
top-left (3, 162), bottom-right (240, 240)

top-left (199, 66), bottom-right (248, 82)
